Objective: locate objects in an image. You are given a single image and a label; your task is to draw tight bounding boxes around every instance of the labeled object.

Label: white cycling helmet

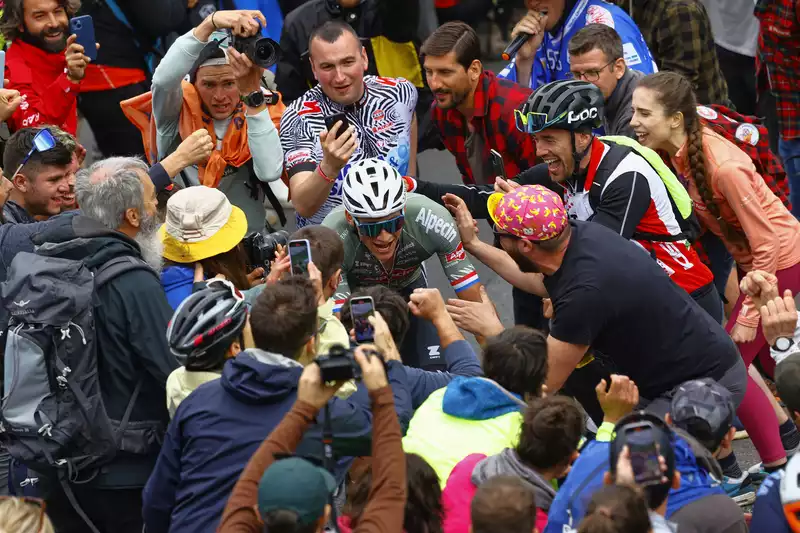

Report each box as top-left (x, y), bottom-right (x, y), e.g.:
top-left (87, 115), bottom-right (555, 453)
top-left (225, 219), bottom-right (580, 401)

top-left (342, 158), bottom-right (406, 218)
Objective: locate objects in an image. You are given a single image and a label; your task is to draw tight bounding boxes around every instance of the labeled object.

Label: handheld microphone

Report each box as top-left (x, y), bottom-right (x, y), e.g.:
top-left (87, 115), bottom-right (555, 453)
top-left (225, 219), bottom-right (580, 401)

top-left (501, 32), bottom-right (532, 61)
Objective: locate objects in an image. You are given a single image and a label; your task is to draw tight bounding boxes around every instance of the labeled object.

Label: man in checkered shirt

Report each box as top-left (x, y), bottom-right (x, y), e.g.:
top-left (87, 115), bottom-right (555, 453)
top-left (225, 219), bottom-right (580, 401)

top-left (756, 0), bottom-right (800, 218)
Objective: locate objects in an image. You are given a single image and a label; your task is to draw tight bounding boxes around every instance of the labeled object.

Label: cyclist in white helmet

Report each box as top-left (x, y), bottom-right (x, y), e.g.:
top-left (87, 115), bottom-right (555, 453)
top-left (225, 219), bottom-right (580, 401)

top-left (322, 158), bottom-right (487, 369)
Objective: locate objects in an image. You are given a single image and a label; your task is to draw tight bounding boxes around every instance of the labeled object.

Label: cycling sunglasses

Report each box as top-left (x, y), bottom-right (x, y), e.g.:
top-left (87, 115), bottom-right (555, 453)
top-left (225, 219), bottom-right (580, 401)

top-left (12, 129), bottom-right (57, 177)
top-left (514, 109), bottom-right (567, 135)
top-left (354, 214), bottom-right (405, 238)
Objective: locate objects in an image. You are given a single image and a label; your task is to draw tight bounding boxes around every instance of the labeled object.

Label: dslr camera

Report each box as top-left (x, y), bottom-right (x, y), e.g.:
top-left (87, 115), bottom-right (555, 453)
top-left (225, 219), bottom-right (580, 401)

top-left (315, 345), bottom-right (363, 382)
top-left (231, 33), bottom-right (282, 69)
top-left (242, 226), bottom-right (289, 271)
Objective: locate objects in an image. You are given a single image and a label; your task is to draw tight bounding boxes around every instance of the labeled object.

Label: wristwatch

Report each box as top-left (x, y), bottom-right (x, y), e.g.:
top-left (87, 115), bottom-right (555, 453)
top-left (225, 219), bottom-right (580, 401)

top-left (241, 90), bottom-right (265, 108)
top-left (774, 337), bottom-right (795, 352)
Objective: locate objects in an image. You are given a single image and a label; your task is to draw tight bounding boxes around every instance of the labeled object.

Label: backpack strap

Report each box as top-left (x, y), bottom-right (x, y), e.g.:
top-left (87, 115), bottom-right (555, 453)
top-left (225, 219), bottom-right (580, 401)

top-left (245, 159), bottom-right (288, 226)
top-left (93, 255), bottom-right (155, 288)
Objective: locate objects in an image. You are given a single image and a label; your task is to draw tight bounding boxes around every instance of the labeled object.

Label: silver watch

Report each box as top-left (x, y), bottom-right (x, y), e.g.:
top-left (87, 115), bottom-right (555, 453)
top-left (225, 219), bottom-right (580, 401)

top-left (774, 337), bottom-right (795, 352)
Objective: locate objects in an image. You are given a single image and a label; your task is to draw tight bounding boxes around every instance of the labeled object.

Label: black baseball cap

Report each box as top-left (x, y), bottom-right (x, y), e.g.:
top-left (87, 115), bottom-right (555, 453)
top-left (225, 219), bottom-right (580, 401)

top-left (610, 411), bottom-right (675, 510)
top-left (670, 378), bottom-right (735, 453)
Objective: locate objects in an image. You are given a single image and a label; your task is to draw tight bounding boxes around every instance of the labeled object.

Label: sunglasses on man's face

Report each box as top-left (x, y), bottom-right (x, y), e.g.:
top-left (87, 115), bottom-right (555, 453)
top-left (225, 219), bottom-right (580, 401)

top-left (514, 109), bottom-right (567, 135)
top-left (12, 129), bottom-right (57, 178)
top-left (354, 214), bottom-right (405, 238)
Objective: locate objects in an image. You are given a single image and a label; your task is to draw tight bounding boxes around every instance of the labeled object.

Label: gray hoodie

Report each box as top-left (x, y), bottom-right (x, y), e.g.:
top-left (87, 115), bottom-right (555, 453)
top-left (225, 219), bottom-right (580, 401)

top-left (603, 68), bottom-right (645, 139)
top-left (471, 448), bottom-right (557, 512)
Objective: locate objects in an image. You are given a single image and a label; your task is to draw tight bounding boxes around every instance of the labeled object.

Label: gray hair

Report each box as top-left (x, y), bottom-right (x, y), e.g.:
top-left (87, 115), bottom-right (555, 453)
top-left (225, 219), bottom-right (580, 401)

top-left (76, 157), bottom-right (150, 230)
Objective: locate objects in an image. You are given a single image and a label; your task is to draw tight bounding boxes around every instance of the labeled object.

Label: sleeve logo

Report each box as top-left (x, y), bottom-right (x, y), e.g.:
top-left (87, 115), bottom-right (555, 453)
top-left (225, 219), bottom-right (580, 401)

top-left (445, 242), bottom-right (466, 263)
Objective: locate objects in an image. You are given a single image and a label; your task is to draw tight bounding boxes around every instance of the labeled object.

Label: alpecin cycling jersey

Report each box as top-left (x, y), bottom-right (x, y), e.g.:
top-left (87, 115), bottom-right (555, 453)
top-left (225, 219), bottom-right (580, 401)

top-left (321, 193), bottom-right (480, 312)
top-left (279, 75), bottom-right (417, 228)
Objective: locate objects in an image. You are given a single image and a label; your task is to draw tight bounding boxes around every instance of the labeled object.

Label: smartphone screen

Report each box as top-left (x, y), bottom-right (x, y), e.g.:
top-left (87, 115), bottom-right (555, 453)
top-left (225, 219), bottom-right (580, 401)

top-left (0, 52), bottom-right (5, 89)
top-left (351, 296), bottom-right (376, 343)
top-left (625, 428), bottom-right (663, 485)
top-left (324, 113), bottom-right (350, 139)
top-left (288, 239), bottom-right (311, 277)
top-left (489, 149), bottom-right (507, 180)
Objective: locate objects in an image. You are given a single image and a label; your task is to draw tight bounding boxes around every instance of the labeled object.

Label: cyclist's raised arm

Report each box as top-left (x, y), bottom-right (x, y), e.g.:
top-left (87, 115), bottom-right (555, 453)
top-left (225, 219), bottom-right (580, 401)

top-left (408, 162), bottom-right (551, 219)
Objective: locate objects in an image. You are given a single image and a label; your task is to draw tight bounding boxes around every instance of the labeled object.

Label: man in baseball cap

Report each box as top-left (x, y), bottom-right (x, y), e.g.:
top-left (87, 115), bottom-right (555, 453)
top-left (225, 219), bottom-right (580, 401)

top-left (257, 456), bottom-right (337, 530)
top-left (666, 378), bottom-right (737, 457)
top-left (486, 184), bottom-right (570, 275)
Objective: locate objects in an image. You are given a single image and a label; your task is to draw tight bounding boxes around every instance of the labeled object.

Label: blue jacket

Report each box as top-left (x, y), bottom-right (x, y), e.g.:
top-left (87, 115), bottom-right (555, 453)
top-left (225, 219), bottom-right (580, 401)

top-left (750, 469), bottom-right (791, 533)
top-left (141, 348), bottom-right (412, 533)
top-left (161, 264), bottom-right (194, 310)
top-left (544, 432), bottom-right (725, 533)
top-left (498, 0), bottom-right (655, 89)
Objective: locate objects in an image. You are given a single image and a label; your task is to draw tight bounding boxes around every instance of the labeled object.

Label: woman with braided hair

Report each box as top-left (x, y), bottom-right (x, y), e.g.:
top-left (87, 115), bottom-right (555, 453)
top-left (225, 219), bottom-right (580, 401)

top-left (629, 70), bottom-right (800, 491)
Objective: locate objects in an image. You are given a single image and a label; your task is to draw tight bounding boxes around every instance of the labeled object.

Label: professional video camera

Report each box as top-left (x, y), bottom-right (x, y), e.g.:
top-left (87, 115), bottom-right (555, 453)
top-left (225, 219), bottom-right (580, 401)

top-left (315, 345), bottom-right (363, 382)
top-left (231, 33), bottom-right (282, 69)
top-left (242, 226), bottom-right (289, 271)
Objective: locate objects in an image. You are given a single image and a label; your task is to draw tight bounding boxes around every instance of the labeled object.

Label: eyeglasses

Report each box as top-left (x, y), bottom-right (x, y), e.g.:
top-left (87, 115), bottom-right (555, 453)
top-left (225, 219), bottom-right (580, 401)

top-left (491, 223), bottom-right (524, 240)
top-left (514, 109), bottom-right (567, 135)
top-left (0, 496), bottom-right (47, 532)
top-left (12, 129), bottom-right (57, 178)
top-left (354, 214), bottom-right (405, 238)
top-left (207, 278), bottom-right (245, 316)
top-left (567, 60), bottom-right (615, 83)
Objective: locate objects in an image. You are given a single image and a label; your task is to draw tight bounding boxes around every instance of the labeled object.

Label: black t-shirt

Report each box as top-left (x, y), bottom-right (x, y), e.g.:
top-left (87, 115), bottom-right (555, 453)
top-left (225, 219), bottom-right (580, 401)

top-left (544, 221), bottom-right (739, 400)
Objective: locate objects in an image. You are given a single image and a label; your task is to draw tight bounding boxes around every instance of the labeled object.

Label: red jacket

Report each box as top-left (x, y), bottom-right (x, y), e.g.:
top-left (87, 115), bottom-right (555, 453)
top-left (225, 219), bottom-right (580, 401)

top-left (5, 39), bottom-right (80, 135)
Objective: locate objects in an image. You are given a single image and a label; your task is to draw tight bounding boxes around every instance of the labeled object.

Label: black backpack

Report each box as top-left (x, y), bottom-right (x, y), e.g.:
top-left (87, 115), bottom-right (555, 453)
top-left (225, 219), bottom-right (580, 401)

top-left (0, 252), bottom-right (153, 532)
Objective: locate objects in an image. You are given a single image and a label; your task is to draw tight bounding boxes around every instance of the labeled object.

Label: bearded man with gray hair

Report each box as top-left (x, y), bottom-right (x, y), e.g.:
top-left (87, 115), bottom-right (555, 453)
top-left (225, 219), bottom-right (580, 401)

top-left (31, 156), bottom-right (178, 533)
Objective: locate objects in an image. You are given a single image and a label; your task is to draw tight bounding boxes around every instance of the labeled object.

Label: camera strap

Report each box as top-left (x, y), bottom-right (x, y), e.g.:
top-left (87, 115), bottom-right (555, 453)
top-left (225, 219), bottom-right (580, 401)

top-left (323, 403), bottom-right (342, 533)
top-left (245, 159), bottom-right (288, 226)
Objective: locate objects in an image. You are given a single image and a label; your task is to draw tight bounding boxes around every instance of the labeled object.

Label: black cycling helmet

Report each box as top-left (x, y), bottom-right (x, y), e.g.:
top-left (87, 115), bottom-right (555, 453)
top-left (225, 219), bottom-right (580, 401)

top-left (516, 79), bottom-right (604, 134)
top-left (167, 279), bottom-right (248, 371)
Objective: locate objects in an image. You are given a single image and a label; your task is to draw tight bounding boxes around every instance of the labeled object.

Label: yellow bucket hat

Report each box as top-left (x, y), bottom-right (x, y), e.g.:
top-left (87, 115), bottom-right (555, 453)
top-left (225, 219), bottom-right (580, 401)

top-left (159, 186), bottom-right (248, 263)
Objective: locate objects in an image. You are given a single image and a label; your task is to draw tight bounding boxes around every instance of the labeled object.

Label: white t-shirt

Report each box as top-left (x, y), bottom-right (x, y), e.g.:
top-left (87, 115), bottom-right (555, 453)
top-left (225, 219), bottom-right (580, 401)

top-left (700, 0), bottom-right (759, 57)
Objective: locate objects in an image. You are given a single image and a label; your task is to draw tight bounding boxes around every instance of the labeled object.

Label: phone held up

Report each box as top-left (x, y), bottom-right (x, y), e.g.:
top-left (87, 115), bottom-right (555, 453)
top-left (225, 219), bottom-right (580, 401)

top-left (350, 296), bottom-right (376, 344)
top-left (69, 15), bottom-right (97, 61)
top-left (288, 239), bottom-right (312, 277)
top-left (324, 112), bottom-right (350, 139)
top-left (623, 422), bottom-right (664, 486)
top-left (489, 149), bottom-right (507, 181)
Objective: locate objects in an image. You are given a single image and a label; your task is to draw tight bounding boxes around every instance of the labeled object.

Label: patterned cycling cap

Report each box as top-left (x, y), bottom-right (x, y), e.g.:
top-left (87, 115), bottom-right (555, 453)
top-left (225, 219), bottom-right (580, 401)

top-left (487, 185), bottom-right (568, 241)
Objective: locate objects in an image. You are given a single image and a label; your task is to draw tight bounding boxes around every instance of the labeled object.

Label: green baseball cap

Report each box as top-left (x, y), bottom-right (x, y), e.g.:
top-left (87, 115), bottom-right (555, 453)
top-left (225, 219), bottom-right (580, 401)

top-left (257, 457), bottom-right (337, 525)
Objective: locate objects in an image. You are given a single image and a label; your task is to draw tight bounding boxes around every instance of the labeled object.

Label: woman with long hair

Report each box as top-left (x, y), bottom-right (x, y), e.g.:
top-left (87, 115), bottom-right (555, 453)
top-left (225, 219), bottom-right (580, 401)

top-left (343, 453), bottom-right (443, 533)
top-left (160, 186), bottom-right (265, 309)
top-left (629, 71), bottom-right (800, 477)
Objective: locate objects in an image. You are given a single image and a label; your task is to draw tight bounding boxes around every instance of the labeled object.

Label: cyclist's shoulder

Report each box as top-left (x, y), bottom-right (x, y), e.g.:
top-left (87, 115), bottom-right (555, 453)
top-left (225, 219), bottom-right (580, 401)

top-left (404, 194), bottom-right (459, 248)
top-left (321, 207), bottom-right (355, 239)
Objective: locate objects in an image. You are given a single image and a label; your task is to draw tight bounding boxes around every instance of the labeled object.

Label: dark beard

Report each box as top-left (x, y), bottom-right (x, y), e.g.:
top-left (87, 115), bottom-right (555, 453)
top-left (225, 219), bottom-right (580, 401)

top-left (21, 24), bottom-right (69, 53)
top-left (434, 87), bottom-right (470, 110)
top-left (506, 243), bottom-right (541, 273)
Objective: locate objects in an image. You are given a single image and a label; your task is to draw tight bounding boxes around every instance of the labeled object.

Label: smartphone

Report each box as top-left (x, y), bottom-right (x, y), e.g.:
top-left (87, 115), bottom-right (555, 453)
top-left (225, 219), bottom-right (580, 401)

top-left (288, 239), bottom-right (312, 277)
top-left (0, 51), bottom-right (5, 89)
top-left (624, 424), bottom-right (663, 486)
top-left (350, 296), bottom-right (376, 344)
top-left (489, 149), bottom-right (507, 180)
top-left (69, 15), bottom-right (97, 61)
top-left (324, 112), bottom-right (350, 139)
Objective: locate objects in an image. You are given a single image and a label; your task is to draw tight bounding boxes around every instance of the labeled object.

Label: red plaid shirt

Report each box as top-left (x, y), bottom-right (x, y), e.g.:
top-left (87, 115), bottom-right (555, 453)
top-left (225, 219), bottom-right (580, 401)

top-left (431, 70), bottom-right (538, 185)
top-left (755, 0), bottom-right (800, 139)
